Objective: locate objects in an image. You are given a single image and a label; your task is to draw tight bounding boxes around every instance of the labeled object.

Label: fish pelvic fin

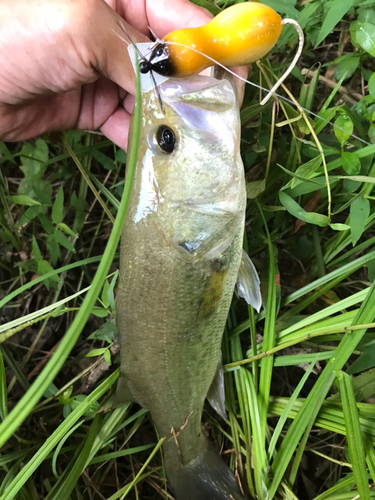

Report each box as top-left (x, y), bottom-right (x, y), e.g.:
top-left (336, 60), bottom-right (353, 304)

top-left (207, 352), bottom-right (227, 421)
top-left (168, 447), bottom-right (247, 500)
top-left (236, 250), bottom-right (262, 312)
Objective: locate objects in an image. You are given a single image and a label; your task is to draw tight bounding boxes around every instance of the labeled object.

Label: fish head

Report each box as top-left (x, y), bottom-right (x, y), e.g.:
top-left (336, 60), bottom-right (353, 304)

top-left (131, 74), bottom-right (246, 262)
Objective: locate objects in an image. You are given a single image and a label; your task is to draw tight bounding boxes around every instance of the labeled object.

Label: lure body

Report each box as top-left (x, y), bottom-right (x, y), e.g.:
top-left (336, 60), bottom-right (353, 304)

top-left (145, 2), bottom-right (283, 77)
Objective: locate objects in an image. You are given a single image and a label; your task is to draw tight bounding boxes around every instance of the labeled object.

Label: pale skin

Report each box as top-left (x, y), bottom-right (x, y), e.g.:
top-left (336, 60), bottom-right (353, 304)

top-left (0, 0), bottom-right (247, 150)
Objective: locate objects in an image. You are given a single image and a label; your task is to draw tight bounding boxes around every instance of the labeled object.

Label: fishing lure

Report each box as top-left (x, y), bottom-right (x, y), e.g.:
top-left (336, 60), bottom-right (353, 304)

top-left (141, 2), bottom-right (303, 105)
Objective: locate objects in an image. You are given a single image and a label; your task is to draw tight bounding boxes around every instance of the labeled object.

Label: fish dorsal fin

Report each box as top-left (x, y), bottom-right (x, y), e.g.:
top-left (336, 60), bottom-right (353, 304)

top-left (236, 250), bottom-right (262, 312)
top-left (206, 353), bottom-right (227, 421)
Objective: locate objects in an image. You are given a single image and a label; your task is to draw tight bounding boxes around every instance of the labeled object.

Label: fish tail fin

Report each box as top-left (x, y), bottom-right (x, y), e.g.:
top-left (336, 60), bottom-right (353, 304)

top-left (168, 447), bottom-right (247, 500)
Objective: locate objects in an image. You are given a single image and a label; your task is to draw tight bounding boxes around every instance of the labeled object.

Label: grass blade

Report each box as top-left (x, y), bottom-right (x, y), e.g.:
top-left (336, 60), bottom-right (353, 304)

top-left (0, 57), bottom-right (142, 451)
top-left (268, 280), bottom-right (375, 499)
top-left (337, 370), bottom-right (370, 500)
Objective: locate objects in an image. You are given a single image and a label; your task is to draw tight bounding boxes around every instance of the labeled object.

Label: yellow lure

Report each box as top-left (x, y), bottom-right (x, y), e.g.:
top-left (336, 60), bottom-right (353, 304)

top-left (142, 3), bottom-right (283, 77)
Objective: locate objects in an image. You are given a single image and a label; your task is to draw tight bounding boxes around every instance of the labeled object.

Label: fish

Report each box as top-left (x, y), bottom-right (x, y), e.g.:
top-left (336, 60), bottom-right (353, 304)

top-left (116, 67), bottom-right (261, 500)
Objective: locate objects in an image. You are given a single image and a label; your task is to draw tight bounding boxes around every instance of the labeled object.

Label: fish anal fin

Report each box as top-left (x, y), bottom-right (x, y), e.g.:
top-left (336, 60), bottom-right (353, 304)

top-left (236, 250), bottom-right (262, 312)
top-left (207, 353), bottom-right (227, 421)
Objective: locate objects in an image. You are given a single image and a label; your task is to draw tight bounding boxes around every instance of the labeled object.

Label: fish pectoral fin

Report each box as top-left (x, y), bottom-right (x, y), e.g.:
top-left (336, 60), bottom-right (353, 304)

top-left (115, 375), bottom-right (136, 405)
top-left (236, 250), bottom-right (262, 312)
top-left (206, 353), bottom-right (227, 421)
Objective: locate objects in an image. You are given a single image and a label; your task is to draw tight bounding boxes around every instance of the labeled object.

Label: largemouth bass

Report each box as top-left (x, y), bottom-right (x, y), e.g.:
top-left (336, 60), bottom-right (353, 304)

top-left (116, 69), bottom-right (260, 500)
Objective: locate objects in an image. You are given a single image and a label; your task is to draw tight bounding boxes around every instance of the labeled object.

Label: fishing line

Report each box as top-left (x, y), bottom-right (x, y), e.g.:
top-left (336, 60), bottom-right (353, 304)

top-left (114, 21), bottom-right (370, 148)
top-left (160, 40), bottom-right (371, 148)
top-left (114, 22), bottom-right (166, 114)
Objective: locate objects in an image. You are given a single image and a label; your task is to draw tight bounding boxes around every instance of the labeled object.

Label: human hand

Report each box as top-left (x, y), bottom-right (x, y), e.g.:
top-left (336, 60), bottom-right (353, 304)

top-left (0, 0), bottom-right (247, 149)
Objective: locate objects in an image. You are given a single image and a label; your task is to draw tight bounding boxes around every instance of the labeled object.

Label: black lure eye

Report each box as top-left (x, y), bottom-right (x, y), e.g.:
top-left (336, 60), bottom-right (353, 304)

top-left (156, 126), bottom-right (176, 154)
top-left (152, 61), bottom-right (168, 75)
top-left (139, 60), bottom-right (150, 74)
top-left (155, 47), bottom-right (164, 57)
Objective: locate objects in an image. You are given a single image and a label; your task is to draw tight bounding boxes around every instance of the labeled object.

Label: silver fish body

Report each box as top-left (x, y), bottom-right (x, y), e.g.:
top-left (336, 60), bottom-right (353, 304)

top-left (117, 73), bottom-right (249, 500)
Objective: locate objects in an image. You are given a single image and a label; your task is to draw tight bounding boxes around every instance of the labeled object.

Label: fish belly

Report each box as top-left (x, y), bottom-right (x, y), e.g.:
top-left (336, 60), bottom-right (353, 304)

top-left (117, 210), bottom-right (243, 470)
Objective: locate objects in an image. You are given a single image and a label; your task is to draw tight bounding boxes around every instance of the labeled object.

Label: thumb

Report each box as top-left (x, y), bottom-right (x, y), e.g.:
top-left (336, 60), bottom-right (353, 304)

top-left (73, 0), bottom-right (149, 95)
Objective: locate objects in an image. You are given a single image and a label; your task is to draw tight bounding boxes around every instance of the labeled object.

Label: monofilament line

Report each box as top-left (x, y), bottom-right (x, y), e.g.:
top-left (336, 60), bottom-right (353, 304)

top-left (163, 40), bottom-right (371, 147)
top-left (260, 18), bottom-right (304, 105)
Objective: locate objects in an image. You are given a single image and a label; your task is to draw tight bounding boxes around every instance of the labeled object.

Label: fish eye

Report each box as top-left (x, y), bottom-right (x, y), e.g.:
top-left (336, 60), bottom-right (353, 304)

top-left (156, 126), bottom-right (176, 154)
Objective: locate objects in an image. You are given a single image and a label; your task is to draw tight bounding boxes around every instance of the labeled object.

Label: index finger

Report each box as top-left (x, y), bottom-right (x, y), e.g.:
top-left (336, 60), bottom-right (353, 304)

top-left (146, 0), bottom-right (213, 38)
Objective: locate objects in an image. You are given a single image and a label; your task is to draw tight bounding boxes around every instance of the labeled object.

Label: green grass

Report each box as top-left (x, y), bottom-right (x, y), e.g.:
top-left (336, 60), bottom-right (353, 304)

top-left (1, 0), bottom-right (375, 498)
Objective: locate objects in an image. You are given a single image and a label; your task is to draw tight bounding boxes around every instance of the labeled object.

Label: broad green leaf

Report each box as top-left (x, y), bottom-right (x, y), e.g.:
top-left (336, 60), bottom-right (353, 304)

top-left (47, 235), bottom-right (61, 266)
top-left (59, 386), bottom-right (73, 404)
top-left (32, 236), bottom-right (42, 262)
top-left (330, 223), bottom-right (351, 231)
top-left (18, 205), bottom-right (44, 226)
top-left (86, 348), bottom-right (107, 357)
top-left (108, 271), bottom-right (118, 309)
top-left (115, 149), bottom-right (127, 163)
top-left (101, 279), bottom-right (110, 308)
top-left (7, 195), bottom-right (41, 206)
top-left (68, 395), bottom-right (99, 415)
top-left (57, 222), bottom-right (76, 238)
top-left (314, 107), bottom-right (338, 135)
top-left (71, 191), bottom-right (87, 212)
top-left (279, 191), bottom-right (331, 227)
top-left (347, 344), bottom-right (375, 374)
top-left (88, 320), bottom-right (117, 342)
top-left (246, 179), bottom-right (266, 199)
top-left (52, 186), bottom-right (64, 225)
top-left (0, 142), bottom-right (16, 164)
top-left (38, 260), bottom-right (60, 283)
top-left (54, 229), bottom-right (75, 253)
top-left (334, 115), bottom-right (354, 146)
top-left (240, 103), bottom-right (264, 124)
top-left (315, 0), bottom-right (354, 47)
top-left (368, 72), bottom-right (375, 99)
top-left (92, 307), bottom-right (109, 318)
top-left (91, 149), bottom-right (115, 171)
top-left (350, 195), bottom-right (370, 245)
top-left (341, 152), bottom-right (361, 175)
top-left (38, 213), bottom-right (55, 235)
top-left (334, 54), bottom-right (360, 81)
top-left (19, 139), bottom-right (48, 177)
top-left (293, 156), bottom-right (322, 187)
top-left (103, 349), bottom-right (111, 366)
top-left (358, 7), bottom-right (375, 24)
top-left (355, 21), bottom-right (375, 57)
top-left (18, 139), bottom-right (50, 200)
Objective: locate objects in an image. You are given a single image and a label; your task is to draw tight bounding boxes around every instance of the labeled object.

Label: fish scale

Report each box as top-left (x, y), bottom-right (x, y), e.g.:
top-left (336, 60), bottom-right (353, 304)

top-left (116, 72), bottom-right (253, 500)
